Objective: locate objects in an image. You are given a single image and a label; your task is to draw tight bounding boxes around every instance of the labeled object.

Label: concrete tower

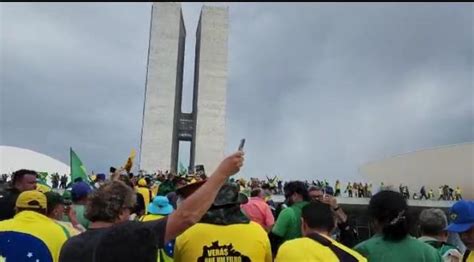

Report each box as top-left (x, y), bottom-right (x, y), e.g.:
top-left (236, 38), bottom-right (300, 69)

top-left (192, 6), bottom-right (229, 175)
top-left (139, 3), bottom-right (228, 174)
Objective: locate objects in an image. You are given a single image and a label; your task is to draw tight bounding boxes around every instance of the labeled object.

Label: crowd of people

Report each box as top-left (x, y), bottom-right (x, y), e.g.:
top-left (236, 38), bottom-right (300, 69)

top-left (0, 151), bottom-right (473, 262)
top-left (215, 177), bottom-right (464, 202)
top-left (1, 172), bottom-right (463, 202)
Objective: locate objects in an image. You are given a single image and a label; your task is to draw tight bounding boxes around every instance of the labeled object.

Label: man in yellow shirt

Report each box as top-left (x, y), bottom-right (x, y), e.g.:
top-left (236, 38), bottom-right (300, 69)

top-left (136, 178), bottom-right (152, 214)
top-left (275, 201), bottom-right (366, 262)
top-left (174, 182), bottom-right (272, 262)
top-left (428, 189), bottom-right (435, 200)
top-left (334, 180), bottom-right (341, 197)
top-left (0, 190), bottom-right (69, 262)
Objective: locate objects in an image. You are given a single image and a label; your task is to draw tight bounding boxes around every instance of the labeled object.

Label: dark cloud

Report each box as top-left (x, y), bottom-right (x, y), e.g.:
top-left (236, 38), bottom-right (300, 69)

top-left (1, 3), bottom-right (472, 182)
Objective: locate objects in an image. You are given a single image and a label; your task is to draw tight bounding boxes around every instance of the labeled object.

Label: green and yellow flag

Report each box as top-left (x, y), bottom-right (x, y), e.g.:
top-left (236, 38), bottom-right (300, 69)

top-left (70, 148), bottom-right (92, 184)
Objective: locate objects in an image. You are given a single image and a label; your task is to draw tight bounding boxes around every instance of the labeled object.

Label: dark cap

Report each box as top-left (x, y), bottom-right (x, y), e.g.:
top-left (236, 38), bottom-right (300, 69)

top-left (62, 190), bottom-right (73, 205)
top-left (96, 174), bottom-right (106, 181)
top-left (71, 181), bottom-right (92, 201)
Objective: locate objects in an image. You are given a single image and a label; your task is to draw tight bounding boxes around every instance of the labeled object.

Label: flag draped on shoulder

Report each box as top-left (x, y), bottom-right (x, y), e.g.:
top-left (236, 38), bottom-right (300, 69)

top-left (123, 149), bottom-right (136, 173)
top-left (70, 148), bottom-right (92, 184)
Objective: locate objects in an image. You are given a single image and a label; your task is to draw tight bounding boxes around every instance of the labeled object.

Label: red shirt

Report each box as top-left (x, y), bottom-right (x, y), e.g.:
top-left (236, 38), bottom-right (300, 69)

top-left (241, 197), bottom-right (274, 229)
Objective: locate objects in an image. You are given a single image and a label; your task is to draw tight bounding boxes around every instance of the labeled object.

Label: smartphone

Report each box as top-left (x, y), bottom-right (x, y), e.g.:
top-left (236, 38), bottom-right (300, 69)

top-left (238, 138), bottom-right (246, 151)
top-left (195, 165), bottom-right (205, 176)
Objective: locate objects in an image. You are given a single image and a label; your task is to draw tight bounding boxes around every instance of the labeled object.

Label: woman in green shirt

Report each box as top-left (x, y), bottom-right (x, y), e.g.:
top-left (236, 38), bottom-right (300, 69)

top-left (354, 190), bottom-right (442, 262)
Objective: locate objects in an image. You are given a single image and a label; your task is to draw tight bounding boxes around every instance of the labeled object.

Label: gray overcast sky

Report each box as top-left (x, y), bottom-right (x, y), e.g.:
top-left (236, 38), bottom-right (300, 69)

top-left (1, 3), bottom-right (473, 182)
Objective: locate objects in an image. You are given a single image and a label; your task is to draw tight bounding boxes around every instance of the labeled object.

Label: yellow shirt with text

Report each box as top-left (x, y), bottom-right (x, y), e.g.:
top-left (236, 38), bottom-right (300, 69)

top-left (275, 236), bottom-right (367, 262)
top-left (174, 221), bottom-right (272, 262)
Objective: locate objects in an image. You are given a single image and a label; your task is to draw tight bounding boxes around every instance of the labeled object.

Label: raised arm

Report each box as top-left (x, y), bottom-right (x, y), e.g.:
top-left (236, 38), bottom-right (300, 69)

top-left (164, 151), bottom-right (244, 242)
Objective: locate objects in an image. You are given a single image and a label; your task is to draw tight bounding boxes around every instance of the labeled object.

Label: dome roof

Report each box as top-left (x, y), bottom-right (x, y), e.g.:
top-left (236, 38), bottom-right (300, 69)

top-left (360, 143), bottom-right (474, 199)
top-left (0, 145), bottom-right (69, 175)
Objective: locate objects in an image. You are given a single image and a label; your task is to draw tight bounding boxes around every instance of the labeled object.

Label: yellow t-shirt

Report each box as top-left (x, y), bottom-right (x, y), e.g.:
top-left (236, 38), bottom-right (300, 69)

top-left (0, 211), bottom-right (69, 262)
top-left (151, 184), bottom-right (159, 198)
top-left (174, 221), bottom-right (272, 262)
top-left (275, 236), bottom-right (367, 262)
top-left (136, 187), bottom-right (151, 213)
top-left (55, 220), bottom-right (81, 236)
top-left (465, 250), bottom-right (474, 262)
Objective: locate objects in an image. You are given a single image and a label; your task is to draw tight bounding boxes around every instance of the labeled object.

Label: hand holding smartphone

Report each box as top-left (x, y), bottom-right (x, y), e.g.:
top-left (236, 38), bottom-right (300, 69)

top-left (238, 138), bottom-right (246, 151)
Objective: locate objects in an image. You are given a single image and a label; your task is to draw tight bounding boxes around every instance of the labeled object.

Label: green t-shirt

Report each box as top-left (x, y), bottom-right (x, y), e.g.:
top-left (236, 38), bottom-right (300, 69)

top-left (61, 204), bottom-right (90, 229)
top-left (354, 234), bottom-right (442, 262)
top-left (272, 201), bottom-right (309, 241)
top-left (73, 204), bottom-right (90, 229)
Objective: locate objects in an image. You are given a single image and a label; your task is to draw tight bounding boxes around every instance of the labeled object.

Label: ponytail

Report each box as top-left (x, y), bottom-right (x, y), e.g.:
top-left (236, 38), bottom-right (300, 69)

top-left (368, 191), bottom-right (410, 241)
top-left (382, 210), bottom-right (409, 241)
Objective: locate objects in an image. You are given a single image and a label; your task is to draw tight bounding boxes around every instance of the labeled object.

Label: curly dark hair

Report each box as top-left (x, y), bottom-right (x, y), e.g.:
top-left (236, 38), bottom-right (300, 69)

top-left (284, 181), bottom-right (310, 202)
top-left (368, 190), bottom-right (409, 241)
top-left (250, 188), bottom-right (262, 197)
top-left (85, 181), bottom-right (136, 223)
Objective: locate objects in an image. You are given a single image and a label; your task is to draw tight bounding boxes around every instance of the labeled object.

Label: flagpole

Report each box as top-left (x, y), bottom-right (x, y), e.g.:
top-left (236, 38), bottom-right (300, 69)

top-left (70, 147), bottom-right (72, 183)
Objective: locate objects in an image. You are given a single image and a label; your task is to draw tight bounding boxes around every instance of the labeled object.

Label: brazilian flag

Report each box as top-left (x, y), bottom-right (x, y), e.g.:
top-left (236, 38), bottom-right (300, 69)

top-left (70, 148), bottom-right (92, 185)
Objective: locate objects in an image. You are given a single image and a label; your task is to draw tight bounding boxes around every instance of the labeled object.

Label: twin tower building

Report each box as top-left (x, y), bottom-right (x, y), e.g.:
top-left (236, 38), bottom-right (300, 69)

top-left (139, 3), bottom-right (228, 174)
